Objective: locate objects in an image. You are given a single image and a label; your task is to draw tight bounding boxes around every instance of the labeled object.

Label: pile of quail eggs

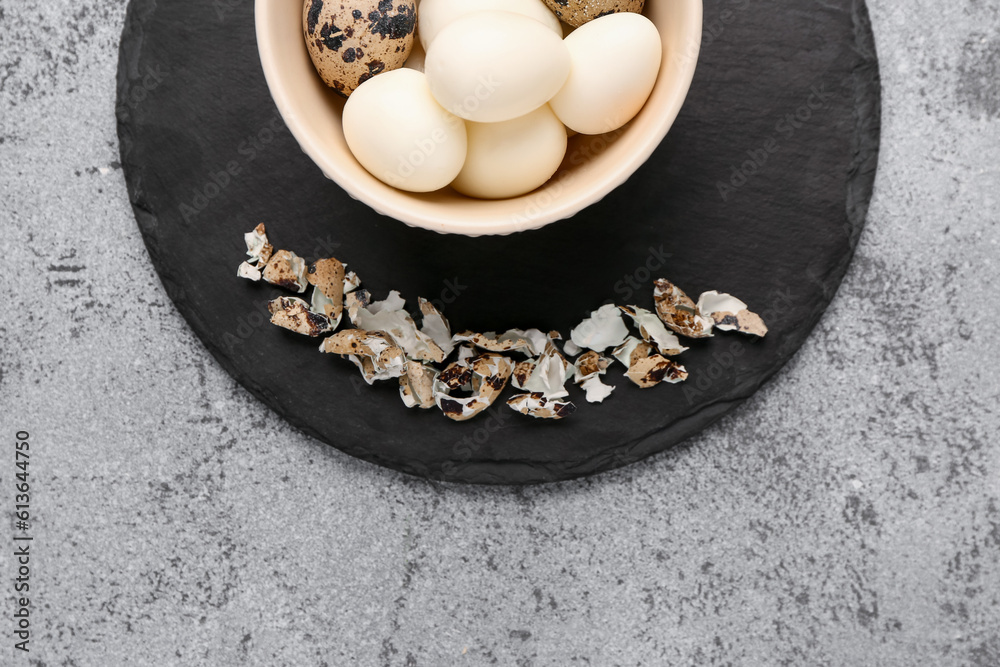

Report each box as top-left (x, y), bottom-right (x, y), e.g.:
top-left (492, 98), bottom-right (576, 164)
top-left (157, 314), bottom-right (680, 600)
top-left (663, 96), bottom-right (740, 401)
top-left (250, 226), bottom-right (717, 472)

top-left (303, 0), bottom-right (661, 199)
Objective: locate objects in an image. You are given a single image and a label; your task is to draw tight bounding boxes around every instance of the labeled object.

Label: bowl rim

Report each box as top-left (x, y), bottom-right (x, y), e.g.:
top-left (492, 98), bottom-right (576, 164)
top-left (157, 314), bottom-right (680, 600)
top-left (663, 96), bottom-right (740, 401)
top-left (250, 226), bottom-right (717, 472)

top-left (255, 0), bottom-right (703, 236)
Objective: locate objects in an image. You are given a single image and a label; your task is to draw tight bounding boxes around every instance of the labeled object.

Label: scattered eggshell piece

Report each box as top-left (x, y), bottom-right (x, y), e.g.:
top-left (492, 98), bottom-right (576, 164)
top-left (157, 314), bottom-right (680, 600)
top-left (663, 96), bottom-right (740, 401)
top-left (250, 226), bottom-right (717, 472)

top-left (507, 393), bottom-right (577, 419)
top-left (619, 305), bottom-right (688, 356)
top-left (626, 354), bottom-right (688, 388)
top-left (512, 359), bottom-right (535, 390)
top-left (237, 262), bottom-right (261, 282)
top-left (355, 303), bottom-right (446, 364)
top-left (309, 287), bottom-right (343, 330)
top-left (579, 375), bottom-right (615, 403)
top-left (570, 304), bottom-right (630, 352)
top-left (306, 258), bottom-right (345, 320)
top-left (612, 336), bottom-right (641, 367)
top-left (343, 271), bottom-right (361, 293)
top-left (573, 350), bottom-right (610, 383)
top-left (399, 360), bottom-right (439, 409)
top-left (321, 329), bottom-right (406, 384)
top-left (653, 278), bottom-right (714, 339)
top-left (438, 359), bottom-right (474, 391)
top-left (562, 339), bottom-right (583, 356)
top-left (435, 353), bottom-right (513, 422)
top-left (244, 223), bottom-right (273, 268)
top-left (418, 298), bottom-right (456, 357)
top-left (268, 296), bottom-right (334, 337)
top-left (345, 289), bottom-right (372, 323)
top-left (262, 249), bottom-right (308, 293)
top-left (522, 342), bottom-right (572, 399)
top-left (453, 330), bottom-right (538, 356)
top-left (697, 291), bottom-right (768, 337)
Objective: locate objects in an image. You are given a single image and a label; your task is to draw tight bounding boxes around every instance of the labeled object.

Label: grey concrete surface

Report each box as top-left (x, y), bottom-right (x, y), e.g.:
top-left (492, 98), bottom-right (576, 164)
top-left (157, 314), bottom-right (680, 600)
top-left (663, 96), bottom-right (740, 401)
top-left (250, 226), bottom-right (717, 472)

top-left (2, 0), bottom-right (999, 665)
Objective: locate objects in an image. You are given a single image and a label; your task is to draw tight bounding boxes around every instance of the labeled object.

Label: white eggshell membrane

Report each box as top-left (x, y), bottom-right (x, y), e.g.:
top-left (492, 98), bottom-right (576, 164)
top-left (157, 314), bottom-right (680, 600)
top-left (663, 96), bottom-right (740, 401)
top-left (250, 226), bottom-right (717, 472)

top-left (417, 0), bottom-right (562, 50)
top-left (424, 11), bottom-right (571, 123)
top-left (452, 105), bottom-right (567, 199)
top-left (549, 12), bottom-right (662, 135)
top-left (343, 68), bottom-right (468, 192)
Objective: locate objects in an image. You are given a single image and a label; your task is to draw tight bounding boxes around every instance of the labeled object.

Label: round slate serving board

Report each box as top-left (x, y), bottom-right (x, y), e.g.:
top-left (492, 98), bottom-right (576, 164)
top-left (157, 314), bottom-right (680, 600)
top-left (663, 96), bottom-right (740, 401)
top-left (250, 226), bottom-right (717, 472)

top-left (116, 0), bottom-right (881, 484)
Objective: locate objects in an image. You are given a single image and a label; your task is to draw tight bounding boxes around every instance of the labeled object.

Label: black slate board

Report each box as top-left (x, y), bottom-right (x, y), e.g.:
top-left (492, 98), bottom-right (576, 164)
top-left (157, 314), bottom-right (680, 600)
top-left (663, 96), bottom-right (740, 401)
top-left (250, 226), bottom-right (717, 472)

top-left (116, 0), bottom-right (881, 484)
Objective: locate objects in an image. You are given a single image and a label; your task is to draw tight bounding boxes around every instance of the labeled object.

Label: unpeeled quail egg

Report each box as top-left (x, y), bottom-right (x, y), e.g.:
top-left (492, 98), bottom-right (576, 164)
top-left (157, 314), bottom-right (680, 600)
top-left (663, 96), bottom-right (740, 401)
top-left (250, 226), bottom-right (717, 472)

top-left (424, 11), bottom-right (571, 123)
top-left (343, 68), bottom-right (468, 192)
top-left (303, 0), bottom-right (417, 97)
top-left (549, 12), bottom-right (662, 135)
top-left (541, 0), bottom-right (644, 28)
top-left (452, 105), bottom-right (567, 199)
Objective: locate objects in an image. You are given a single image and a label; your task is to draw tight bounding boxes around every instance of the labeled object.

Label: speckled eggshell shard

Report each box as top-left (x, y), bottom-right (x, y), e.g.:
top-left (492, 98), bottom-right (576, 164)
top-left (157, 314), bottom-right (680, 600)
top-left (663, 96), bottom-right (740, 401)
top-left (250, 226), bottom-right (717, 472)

top-left (303, 0), bottom-right (416, 97)
top-left (542, 0), bottom-right (644, 28)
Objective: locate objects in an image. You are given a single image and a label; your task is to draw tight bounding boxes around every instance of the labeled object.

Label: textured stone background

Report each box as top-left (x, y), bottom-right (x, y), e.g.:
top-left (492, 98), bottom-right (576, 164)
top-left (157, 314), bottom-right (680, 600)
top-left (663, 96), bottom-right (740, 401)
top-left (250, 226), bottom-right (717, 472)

top-left (1, 1), bottom-right (999, 665)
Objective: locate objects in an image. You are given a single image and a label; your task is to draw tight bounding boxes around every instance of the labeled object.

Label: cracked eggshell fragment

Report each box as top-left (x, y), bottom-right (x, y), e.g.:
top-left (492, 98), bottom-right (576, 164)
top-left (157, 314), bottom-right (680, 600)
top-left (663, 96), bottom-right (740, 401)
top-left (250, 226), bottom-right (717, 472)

top-left (579, 375), bottom-right (615, 403)
top-left (237, 262), bottom-right (261, 282)
top-left (306, 258), bottom-right (345, 320)
top-left (262, 250), bottom-right (308, 293)
top-left (573, 350), bottom-right (610, 383)
top-left (697, 291), bottom-right (769, 337)
top-left (522, 342), bottom-right (572, 399)
top-left (512, 360), bottom-right (535, 390)
top-left (452, 330), bottom-right (538, 356)
top-left (562, 339), bottom-right (583, 356)
top-left (438, 359), bottom-right (474, 391)
top-left (244, 223), bottom-right (274, 267)
top-left (309, 287), bottom-right (344, 330)
top-left (268, 297), bottom-right (334, 337)
top-left (570, 304), bottom-right (630, 352)
top-left (321, 329), bottom-right (406, 384)
top-left (619, 306), bottom-right (688, 356)
top-left (343, 271), bottom-right (361, 294)
top-left (434, 353), bottom-right (513, 422)
top-left (399, 360), bottom-right (439, 409)
top-left (366, 290), bottom-right (407, 314)
top-left (345, 289), bottom-right (372, 323)
top-left (354, 297), bottom-right (445, 363)
top-left (612, 336), bottom-right (653, 368)
top-left (653, 279), bottom-right (714, 339)
top-left (573, 350), bottom-right (614, 403)
top-left (626, 354), bottom-right (688, 388)
top-left (418, 298), bottom-right (455, 357)
top-left (507, 393), bottom-right (577, 420)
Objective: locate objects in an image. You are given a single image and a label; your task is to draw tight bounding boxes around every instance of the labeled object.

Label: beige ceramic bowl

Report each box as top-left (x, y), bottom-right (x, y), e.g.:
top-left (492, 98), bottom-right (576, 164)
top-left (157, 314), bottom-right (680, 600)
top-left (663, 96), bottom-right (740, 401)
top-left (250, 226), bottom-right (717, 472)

top-left (256, 0), bottom-right (703, 236)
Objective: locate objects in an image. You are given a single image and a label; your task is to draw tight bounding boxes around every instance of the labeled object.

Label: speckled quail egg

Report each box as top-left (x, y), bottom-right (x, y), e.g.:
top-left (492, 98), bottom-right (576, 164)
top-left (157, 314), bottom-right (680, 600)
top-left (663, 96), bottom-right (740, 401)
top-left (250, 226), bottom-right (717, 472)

top-left (303, 0), bottom-right (417, 97)
top-left (541, 0), bottom-right (644, 28)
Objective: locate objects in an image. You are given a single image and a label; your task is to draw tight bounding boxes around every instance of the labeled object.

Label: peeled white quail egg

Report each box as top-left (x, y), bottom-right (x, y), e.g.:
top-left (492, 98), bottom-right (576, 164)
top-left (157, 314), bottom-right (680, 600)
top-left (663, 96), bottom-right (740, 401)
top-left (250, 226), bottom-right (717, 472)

top-left (548, 12), bottom-right (662, 135)
top-left (424, 11), bottom-right (571, 123)
top-left (451, 105), bottom-right (567, 199)
top-left (417, 0), bottom-right (562, 50)
top-left (343, 68), bottom-right (468, 192)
